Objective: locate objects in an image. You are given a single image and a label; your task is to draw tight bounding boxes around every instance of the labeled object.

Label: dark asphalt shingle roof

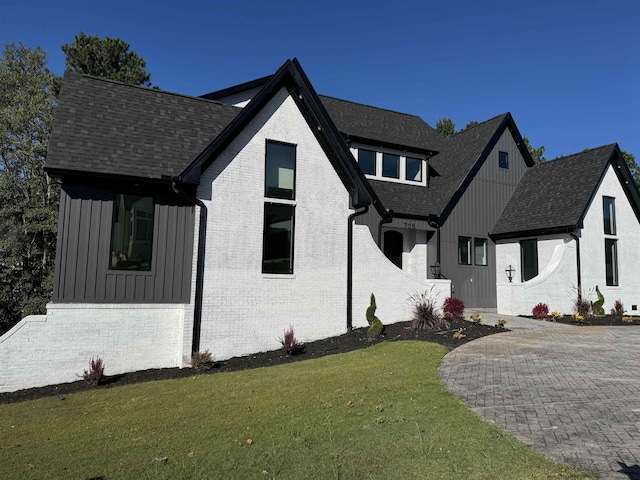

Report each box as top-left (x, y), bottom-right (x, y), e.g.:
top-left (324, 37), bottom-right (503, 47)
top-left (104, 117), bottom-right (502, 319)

top-left (491, 144), bottom-right (617, 236)
top-left (364, 113), bottom-right (509, 217)
top-left (319, 95), bottom-right (441, 154)
top-left (46, 72), bottom-right (241, 180)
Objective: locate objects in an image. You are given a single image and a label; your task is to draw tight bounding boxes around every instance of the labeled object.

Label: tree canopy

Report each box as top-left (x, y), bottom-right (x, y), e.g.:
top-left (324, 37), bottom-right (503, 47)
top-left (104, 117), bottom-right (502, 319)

top-left (523, 137), bottom-right (546, 164)
top-left (622, 151), bottom-right (640, 189)
top-left (61, 32), bottom-right (153, 87)
top-left (435, 118), bottom-right (456, 136)
top-left (0, 43), bottom-right (60, 333)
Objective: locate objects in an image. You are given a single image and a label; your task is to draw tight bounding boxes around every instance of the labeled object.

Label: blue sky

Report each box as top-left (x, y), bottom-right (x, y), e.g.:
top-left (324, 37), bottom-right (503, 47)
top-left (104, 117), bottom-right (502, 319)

top-left (2, 0), bottom-right (638, 160)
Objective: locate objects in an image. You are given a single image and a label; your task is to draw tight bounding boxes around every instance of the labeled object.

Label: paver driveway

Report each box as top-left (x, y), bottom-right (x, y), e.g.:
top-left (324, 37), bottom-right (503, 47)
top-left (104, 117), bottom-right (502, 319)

top-left (439, 312), bottom-right (640, 479)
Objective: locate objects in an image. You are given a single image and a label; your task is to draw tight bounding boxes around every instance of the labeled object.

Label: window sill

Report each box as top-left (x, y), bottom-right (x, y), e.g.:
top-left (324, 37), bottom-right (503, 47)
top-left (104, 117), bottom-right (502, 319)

top-left (262, 273), bottom-right (296, 279)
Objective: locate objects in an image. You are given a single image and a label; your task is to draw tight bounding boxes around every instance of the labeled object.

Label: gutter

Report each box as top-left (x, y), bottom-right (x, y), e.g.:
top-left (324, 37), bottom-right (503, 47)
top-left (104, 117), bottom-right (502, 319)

top-left (568, 230), bottom-right (582, 300)
top-left (347, 204), bottom-right (369, 330)
top-left (172, 178), bottom-right (207, 355)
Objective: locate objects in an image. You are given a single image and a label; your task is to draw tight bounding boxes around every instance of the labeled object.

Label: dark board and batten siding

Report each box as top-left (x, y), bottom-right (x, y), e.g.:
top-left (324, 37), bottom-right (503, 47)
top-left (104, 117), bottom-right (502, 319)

top-left (53, 185), bottom-right (195, 303)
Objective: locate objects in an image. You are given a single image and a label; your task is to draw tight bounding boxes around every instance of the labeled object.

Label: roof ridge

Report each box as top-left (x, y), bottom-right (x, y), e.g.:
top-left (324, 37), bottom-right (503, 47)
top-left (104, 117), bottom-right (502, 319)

top-left (319, 94), bottom-right (432, 125)
top-left (449, 112), bottom-right (509, 138)
top-left (67, 71), bottom-right (238, 108)
top-left (542, 143), bottom-right (618, 165)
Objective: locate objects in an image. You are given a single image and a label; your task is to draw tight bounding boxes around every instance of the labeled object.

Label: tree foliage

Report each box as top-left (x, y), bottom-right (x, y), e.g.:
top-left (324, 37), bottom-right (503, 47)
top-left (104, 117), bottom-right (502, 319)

top-left (622, 151), bottom-right (640, 189)
top-left (62, 32), bottom-right (153, 87)
top-left (523, 137), bottom-right (546, 164)
top-left (0, 43), bottom-right (60, 334)
top-left (435, 118), bottom-right (456, 136)
top-left (465, 120), bottom-right (479, 129)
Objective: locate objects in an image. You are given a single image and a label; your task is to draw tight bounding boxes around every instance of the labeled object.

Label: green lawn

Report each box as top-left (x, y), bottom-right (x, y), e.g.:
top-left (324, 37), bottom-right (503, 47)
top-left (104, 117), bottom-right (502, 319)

top-left (0, 341), bottom-right (590, 479)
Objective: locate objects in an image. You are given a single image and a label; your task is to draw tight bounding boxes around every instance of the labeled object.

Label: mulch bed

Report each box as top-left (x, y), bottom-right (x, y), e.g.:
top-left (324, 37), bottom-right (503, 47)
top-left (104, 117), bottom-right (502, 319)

top-left (0, 317), bottom-right (505, 405)
top-left (526, 314), bottom-right (640, 327)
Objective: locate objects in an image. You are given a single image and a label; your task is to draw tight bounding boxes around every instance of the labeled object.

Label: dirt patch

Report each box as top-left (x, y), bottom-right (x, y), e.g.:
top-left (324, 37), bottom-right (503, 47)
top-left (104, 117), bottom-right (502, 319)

top-left (0, 317), bottom-right (505, 405)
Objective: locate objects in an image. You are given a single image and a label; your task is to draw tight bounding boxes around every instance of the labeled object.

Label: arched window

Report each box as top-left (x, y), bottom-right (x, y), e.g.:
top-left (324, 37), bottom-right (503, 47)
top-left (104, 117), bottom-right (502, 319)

top-left (383, 230), bottom-right (403, 269)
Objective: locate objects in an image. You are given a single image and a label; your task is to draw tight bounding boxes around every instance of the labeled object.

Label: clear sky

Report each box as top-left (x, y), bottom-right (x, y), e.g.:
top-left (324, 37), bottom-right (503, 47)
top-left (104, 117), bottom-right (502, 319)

top-left (2, 0), bottom-right (638, 160)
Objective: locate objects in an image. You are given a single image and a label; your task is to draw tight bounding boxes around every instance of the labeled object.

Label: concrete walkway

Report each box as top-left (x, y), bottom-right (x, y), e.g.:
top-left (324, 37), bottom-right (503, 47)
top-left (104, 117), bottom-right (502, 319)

top-left (439, 311), bottom-right (640, 479)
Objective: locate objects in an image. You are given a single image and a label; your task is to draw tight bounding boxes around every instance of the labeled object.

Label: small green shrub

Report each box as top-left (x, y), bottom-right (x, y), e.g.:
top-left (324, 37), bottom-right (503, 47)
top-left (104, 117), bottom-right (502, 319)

top-left (443, 297), bottom-right (464, 320)
top-left (191, 350), bottom-right (214, 370)
top-left (366, 293), bottom-right (384, 340)
top-left (82, 357), bottom-right (105, 387)
top-left (531, 303), bottom-right (549, 319)
top-left (593, 286), bottom-right (605, 315)
top-left (409, 290), bottom-right (449, 331)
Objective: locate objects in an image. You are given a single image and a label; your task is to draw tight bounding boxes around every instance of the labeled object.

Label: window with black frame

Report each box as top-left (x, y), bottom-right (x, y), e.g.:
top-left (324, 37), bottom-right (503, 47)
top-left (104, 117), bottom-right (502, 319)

top-left (110, 194), bottom-right (154, 270)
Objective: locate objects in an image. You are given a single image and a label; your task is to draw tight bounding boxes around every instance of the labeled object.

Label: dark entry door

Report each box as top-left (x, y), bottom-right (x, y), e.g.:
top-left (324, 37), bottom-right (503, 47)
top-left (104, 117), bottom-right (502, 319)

top-left (383, 230), bottom-right (403, 269)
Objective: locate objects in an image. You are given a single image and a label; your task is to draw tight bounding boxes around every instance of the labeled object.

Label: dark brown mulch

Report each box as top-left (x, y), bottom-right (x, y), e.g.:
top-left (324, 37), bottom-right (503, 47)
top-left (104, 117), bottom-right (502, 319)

top-left (0, 318), bottom-right (505, 406)
top-left (526, 314), bottom-right (640, 327)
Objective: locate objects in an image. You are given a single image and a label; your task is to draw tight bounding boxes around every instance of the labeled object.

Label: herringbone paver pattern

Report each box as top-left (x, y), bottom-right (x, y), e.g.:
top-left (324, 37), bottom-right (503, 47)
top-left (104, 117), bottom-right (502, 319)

top-left (439, 312), bottom-right (640, 479)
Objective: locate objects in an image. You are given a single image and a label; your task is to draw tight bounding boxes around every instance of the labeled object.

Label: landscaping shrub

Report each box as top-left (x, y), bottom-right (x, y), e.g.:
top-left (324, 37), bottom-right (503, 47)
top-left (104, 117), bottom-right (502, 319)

top-left (571, 312), bottom-right (584, 324)
top-left (531, 303), bottom-right (549, 319)
top-left (550, 311), bottom-right (563, 322)
top-left (496, 318), bottom-right (507, 328)
top-left (622, 316), bottom-right (634, 323)
top-left (572, 287), bottom-right (592, 317)
top-left (409, 290), bottom-right (449, 331)
top-left (612, 299), bottom-right (624, 316)
top-left (366, 293), bottom-right (385, 340)
top-left (82, 357), bottom-right (105, 387)
top-left (191, 350), bottom-right (214, 370)
top-left (279, 326), bottom-right (305, 355)
top-left (443, 297), bottom-right (464, 320)
top-left (593, 286), bottom-right (605, 315)
top-left (470, 314), bottom-right (482, 325)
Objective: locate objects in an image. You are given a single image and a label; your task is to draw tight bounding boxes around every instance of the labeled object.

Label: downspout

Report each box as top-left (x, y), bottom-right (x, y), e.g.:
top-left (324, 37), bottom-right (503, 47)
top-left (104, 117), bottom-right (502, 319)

top-left (569, 230), bottom-right (582, 300)
top-left (347, 204), bottom-right (369, 330)
top-left (172, 179), bottom-right (207, 354)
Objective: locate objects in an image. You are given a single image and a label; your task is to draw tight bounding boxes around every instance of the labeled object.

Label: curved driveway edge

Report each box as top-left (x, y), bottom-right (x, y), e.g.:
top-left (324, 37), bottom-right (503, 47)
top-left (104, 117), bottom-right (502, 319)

top-left (439, 312), bottom-right (640, 479)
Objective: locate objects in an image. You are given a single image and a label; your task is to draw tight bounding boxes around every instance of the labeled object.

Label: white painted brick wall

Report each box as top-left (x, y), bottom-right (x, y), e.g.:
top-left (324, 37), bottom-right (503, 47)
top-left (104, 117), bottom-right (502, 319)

top-left (353, 225), bottom-right (450, 327)
top-left (496, 165), bottom-right (640, 315)
top-left (0, 303), bottom-right (185, 392)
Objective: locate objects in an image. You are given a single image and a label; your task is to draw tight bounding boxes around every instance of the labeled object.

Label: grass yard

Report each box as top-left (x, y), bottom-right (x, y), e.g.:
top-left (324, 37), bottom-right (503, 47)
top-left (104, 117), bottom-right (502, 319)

top-left (0, 341), bottom-right (590, 479)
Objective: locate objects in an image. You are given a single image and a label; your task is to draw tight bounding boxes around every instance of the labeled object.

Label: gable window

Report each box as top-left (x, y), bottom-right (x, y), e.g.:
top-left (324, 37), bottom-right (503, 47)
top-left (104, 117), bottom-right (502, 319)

top-left (358, 149), bottom-right (376, 175)
top-left (382, 153), bottom-right (400, 179)
top-left (383, 230), bottom-right (403, 269)
top-left (474, 238), bottom-right (488, 266)
top-left (458, 236), bottom-right (471, 265)
top-left (498, 151), bottom-right (509, 169)
top-left (405, 157), bottom-right (422, 182)
top-left (265, 141), bottom-right (296, 200)
top-left (263, 141), bottom-right (296, 274)
top-left (110, 194), bottom-right (154, 271)
top-left (520, 239), bottom-right (538, 281)
top-left (263, 203), bottom-right (295, 274)
top-left (603, 196), bottom-right (616, 235)
top-left (605, 239), bottom-right (618, 286)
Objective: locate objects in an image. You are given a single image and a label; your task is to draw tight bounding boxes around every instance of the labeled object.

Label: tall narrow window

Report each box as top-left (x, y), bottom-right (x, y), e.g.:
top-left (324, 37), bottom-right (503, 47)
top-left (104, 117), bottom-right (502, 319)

top-left (405, 157), bottom-right (422, 182)
top-left (474, 238), bottom-right (488, 266)
top-left (110, 194), bottom-right (154, 270)
top-left (265, 141), bottom-right (296, 200)
top-left (520, 239), bottom-right (538, 281)
top-left (263, 203), bottom-right (295, 274)
top-left (499, 151), bottom-right (509, 169)
top-left (603, 196), bottom-right (616, 235)
top-left (458, 236), bottom-right (471, 265)
top-left (358, 149), bottom-right (376, 175)
top-left (382, 153), bottom-right (400, 179)
top-left (605, 239), bottom-right (618, 286)
top-left (383, 230), bottom-right (403, 269)
top-left (263, 141), bottom-right (296, 274)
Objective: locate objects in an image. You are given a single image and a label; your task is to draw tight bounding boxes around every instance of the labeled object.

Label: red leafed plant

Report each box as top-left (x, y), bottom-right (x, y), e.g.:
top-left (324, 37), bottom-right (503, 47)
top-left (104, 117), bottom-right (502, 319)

top-left (82, 357), bottom-right (105, 387)
top-left (532, 303), bottom-right (549, 319)
top-left (279, 326), bottom-right (305, 355)
top-left (612, 299), bottom-right (624, 316)
top-left (443, 297), bottom-right (465, 320)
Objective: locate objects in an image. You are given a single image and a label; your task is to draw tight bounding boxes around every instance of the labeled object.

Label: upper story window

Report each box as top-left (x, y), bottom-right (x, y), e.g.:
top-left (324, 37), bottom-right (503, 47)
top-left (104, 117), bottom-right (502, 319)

top-left (265, 141), bottom-right (296, 200)
top-left (603, 196), bottom-right (616, 235)
top-left (110, 194), bottom-right (154, 271)
top-left (406, 157), bottom-right (422, 182)
top-left (382, 153), bottom-right (400, 179)
top-left (358, 149), bottom-right (376, 175)
top-left (353, 144), bottom-right (427, 186)
top-left (498, 151), bottom-right (509, 169)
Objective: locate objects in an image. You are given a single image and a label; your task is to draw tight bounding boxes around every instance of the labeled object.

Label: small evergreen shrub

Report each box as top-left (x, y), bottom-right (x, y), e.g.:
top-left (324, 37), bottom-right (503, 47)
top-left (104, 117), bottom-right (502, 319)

top-left (531, 303), bottom-right (549, 319)
top-left (409, 290), bottom-right (449, 331)
top-left (82, 357), bottom-right (105, 387)
top-left (191, 350), bottom-right (214, 370)
top-left (593, 286), bottom-right (605, 315)
top-left (366, 293), bottom-right (385, 340)
top-left (612, 299), bottom-right (624, 316)
top-left (279, 326), bottom-right (305, 354)
top-left (443, 297), bottom-right (465, 320)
